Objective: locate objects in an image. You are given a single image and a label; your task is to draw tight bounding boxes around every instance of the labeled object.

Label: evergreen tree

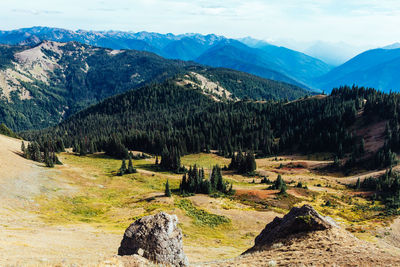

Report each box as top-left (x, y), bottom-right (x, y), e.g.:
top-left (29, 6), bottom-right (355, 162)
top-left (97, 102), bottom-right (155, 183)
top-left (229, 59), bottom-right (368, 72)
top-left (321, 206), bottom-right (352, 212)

top-left (356, 177), bottom-right (361, 190)
top-left (21, 141), bottom-right (25, 154)
top-left (165, 179), bottom-right (172, 197)
top-left (127, 157), bottom-right (136, 174)
top-left (118, 159), bottom-right (127, 176)
top-left (272, 174), bottom-right (286, 191)
top-left (44, 148), bottom-right (54, 168)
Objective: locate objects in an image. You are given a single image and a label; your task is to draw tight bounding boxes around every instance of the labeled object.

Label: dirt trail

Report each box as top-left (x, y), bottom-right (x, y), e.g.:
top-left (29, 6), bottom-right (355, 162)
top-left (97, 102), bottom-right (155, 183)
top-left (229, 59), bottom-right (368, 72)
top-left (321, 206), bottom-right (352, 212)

top-left (0, 134), bottom-right (121, 266)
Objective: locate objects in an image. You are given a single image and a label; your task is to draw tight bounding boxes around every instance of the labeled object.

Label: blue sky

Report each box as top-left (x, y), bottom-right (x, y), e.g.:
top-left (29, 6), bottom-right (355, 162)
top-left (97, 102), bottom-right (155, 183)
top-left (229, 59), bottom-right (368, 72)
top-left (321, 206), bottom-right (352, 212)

top-left (2, 0), bottom-right (400, 48)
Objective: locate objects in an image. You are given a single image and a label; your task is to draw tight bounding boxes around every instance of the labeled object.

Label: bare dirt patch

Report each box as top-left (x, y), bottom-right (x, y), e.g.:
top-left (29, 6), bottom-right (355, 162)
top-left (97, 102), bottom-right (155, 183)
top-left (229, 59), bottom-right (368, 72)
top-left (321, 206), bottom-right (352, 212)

top-left (0, 134), bottom-right (121, 266)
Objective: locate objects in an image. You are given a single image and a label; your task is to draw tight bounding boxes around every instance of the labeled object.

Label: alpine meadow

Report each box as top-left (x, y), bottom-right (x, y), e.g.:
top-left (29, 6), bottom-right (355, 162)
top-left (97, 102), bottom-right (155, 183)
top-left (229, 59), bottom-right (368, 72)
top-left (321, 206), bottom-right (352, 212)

top-left (2, 1), bottom-right (400, 266)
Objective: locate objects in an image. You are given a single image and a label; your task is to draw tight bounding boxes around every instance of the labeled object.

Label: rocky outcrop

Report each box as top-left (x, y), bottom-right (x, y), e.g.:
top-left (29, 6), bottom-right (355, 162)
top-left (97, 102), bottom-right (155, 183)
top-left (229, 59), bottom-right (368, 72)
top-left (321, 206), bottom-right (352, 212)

top-left (118, 212), bottom-right (188, 266)
top-left (245, 204), bottom-right (335, 253)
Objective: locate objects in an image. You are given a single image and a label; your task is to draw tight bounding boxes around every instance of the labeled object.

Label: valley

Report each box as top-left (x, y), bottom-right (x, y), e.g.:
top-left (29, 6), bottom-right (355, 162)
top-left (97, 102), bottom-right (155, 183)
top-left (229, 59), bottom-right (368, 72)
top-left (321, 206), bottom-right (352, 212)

top-left (1, 24), bottom-right (400, 267)
top-left (2, 133), bottom-right (400, 265)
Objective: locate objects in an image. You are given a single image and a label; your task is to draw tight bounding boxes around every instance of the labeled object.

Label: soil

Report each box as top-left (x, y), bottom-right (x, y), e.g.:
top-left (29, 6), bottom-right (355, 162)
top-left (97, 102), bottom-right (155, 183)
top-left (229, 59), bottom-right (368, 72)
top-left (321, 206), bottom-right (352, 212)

top-left (0, 134), bottom-right (121, 266)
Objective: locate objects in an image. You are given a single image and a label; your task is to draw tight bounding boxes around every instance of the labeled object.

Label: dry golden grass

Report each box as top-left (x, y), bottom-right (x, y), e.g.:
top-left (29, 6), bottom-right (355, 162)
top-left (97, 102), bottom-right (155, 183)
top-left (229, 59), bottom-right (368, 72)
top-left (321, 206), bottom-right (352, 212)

top-left (1, 137), bottom-right (400, 266)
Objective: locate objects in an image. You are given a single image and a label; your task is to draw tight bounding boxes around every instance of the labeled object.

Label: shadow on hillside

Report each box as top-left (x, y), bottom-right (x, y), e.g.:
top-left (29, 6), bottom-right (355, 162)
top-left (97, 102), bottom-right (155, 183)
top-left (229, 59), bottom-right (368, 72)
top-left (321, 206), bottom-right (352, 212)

top-left (135, 193), bottom-right (166, 203)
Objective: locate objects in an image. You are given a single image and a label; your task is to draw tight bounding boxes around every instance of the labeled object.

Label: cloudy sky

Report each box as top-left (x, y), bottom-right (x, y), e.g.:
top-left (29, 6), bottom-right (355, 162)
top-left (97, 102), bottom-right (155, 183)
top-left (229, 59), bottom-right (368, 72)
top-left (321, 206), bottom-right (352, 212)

top-left (2, 0), bottom-right (400, 48)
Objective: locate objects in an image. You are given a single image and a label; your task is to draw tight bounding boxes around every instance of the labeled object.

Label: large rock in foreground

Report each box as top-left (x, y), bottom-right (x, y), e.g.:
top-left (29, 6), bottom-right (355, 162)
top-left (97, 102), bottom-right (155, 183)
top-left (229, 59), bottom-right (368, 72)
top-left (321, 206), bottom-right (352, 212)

top-left (118, 212), bottom-right (188, 266)
top-left (245, 204), bottom-right (334, 253)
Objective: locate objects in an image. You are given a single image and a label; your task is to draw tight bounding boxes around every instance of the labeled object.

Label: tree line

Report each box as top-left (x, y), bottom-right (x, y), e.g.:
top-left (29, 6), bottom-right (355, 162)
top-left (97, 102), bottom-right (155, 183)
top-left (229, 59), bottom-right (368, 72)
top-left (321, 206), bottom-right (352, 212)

top-left (20, 84), bottom-right (400, 170)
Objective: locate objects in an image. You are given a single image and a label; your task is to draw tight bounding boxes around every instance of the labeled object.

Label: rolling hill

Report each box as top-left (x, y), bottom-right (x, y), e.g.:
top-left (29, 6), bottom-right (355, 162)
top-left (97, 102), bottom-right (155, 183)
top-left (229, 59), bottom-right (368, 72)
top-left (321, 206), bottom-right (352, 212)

top-left (315, 47), bottom-right (400, 92)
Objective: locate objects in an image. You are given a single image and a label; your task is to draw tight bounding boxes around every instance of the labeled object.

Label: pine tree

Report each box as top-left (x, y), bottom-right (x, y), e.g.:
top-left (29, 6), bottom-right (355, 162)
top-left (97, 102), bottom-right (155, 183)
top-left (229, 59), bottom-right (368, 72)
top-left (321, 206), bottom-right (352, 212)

top-left (43, 148), bottom-right (54, 167)
top-left (245, 152), bottom-right (257, 173)
top-left (279, 185), bottom-right (287, 195)
top-left (21, 141), bottom-right (26, 154)
top-left (333, 156), bottom-right (340, 167)
top-left (360, 138), bottom-right (365, 154)
top-left (356, 178), bottom-right (361, 190)
top-left (165, 179), bottom-right (171, 197)
top-left (273, 174), bottom-right (286, 191)
top-left (127, 157), bottom-right (136, 174)
top-left (119, 159), bottom-right (127, 176)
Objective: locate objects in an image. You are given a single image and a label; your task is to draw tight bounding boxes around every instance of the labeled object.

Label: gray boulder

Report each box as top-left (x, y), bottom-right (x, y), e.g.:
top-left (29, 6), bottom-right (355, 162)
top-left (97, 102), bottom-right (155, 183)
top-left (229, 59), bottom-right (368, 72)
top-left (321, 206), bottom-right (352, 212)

top-left (118, 212), bottom-right (188, 266)
top-left (245, 204), bottom-right (334, 253)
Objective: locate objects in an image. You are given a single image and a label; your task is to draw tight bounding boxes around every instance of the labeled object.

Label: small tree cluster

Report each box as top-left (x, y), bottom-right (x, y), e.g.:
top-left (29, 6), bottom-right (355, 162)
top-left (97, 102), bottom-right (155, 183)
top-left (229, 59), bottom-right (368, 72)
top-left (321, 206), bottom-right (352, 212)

top-left (160, 146), bottom-right (184, 173)
top-left (270, 174), bottom-right (287, 194)
top-left (23, 141), bottom-right (41, 161)
top-left (118, 156), bottom-right (137, 176)
top-left (358, 169), bottom-right (400, 209)
top-left (179, 165), bottom-right (233, 195)
top-left (104, 138), bottom-right (129, 159)
top-left (73, 139), bottom-right (96, 156)
top-left (228, 151), bottom-right (257, 174)
top-left (22, 141), bottom-right (61, 168)
top-left (44, 148), bottom-right (61, 167)
top-left (374, 146), bottom-right (398, 169)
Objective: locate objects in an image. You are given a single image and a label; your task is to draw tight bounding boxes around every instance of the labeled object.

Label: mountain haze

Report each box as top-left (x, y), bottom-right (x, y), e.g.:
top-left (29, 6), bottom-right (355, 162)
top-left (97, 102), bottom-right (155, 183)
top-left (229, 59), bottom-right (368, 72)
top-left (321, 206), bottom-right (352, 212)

top-left (315, 48), bottom-right (400, 92)
top-left (0, 27), bottom-right (332, 89)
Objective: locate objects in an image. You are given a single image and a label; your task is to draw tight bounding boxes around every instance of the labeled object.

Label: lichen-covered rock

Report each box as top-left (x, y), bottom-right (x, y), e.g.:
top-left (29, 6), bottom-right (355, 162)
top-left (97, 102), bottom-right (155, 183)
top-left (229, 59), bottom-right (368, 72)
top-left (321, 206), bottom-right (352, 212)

top-left (118, 212), bottom-right (188, 266)
top-left (245, 204), bottom-right (335, 253)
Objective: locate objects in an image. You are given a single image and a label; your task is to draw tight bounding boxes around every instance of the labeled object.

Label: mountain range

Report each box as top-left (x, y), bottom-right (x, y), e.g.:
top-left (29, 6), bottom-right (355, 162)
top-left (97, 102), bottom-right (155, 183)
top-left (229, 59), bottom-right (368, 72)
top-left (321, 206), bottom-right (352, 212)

top-left (0, 41), bottom-right (309, 131)
top-left (1, 27), bottom-right (400, 93)
top-left (2, 26), bottom-right (400, 132)
top-left (315, 47), bottom-right (400, 92)
top-left (0, 27), bottom-right (333, 90)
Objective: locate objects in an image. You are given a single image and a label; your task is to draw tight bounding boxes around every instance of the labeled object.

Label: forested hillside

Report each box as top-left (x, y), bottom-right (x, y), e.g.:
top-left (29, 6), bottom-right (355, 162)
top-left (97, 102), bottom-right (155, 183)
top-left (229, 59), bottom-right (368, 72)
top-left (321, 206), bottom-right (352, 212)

top-left (21, 82), bottom-right (399, 171)
top-left (0, 41), bottom-right (308, 131)
top-left (0, 27), bottom-right (332, 89)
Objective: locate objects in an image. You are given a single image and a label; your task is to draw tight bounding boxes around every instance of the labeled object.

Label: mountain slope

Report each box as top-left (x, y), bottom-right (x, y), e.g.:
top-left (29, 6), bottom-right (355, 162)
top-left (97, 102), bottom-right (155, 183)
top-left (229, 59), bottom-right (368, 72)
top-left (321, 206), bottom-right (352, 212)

top-left (197, 40), bottom-right (331, 89)
top-left (23, 84), bottom-right (382, 167)
top-left (316, 48), bottom-right (400, 92)
top-left (0, 27), bottom-right (331, 89)
top-left (0, 41), bottom-right (195, 130)
top-left (0, 41), bottom-right (310, 131)
top-left (196, 42), bottom-right (306, 88)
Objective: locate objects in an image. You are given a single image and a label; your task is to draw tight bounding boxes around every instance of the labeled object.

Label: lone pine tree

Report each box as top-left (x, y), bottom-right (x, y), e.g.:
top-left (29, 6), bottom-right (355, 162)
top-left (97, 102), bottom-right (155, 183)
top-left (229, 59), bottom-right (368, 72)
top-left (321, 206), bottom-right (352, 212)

top-left (119, 159), bottom-right (127, 176)
top-left (165, 179), bottom-right (172, 197)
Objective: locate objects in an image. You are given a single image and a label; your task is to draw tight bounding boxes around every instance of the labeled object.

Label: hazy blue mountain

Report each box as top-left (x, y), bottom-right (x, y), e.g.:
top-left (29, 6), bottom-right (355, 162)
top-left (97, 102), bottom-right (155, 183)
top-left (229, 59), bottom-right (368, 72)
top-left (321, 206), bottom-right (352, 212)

top-left (237, 36), bottom-right (270, 48)
top-left (256, 44), bottom-right (332, 85)
top-left (161, 35), bottom-right (224, 60)
top-left (303, 41), bottom-right (369, 66)
top-left (315, 48), bottom-right (400, 92)
top-left (197, 40), bottom-right (332, 89)
top-left (196, 41), bottom-right (306, 87)
top-left (382, 43), bottom-right (400, 50)
top-left (0, 27), bottom-right (331, 89)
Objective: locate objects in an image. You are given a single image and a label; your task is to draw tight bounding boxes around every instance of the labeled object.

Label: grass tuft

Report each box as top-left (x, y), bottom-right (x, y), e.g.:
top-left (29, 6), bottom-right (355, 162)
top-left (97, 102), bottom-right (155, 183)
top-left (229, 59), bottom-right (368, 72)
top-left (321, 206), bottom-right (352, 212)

top-left (176, 199), bottom-right (230, 227)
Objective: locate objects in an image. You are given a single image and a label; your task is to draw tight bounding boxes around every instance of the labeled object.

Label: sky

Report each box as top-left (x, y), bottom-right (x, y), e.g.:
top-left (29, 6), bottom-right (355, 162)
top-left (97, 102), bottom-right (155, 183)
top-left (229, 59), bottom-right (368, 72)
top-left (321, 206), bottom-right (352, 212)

top-left (1, 0), bottom-right (400, 49)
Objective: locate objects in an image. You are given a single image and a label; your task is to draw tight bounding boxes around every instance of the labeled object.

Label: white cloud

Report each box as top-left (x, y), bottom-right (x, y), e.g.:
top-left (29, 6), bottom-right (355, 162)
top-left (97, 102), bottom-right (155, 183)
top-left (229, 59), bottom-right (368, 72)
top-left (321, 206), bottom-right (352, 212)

top-left (0, 0), bottom-right (399, 47)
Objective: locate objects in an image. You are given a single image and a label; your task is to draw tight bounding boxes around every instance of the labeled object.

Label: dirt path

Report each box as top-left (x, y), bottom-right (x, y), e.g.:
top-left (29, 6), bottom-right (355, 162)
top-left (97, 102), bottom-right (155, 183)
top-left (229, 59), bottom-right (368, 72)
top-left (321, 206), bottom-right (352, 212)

top-left (0, 134), bottom-right (121, 266)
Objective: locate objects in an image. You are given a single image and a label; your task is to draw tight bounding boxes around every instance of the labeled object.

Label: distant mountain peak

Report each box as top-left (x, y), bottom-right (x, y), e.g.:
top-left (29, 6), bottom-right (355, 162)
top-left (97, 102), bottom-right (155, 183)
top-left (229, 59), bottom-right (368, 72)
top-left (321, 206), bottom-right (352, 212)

top-left (382, 42), bottom-right (400, 50)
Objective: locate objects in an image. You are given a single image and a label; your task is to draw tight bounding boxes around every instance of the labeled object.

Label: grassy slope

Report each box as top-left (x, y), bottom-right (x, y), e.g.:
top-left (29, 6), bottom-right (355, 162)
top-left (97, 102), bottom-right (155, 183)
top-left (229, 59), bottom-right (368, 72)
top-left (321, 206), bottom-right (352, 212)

top-left (37, 152), bottom-right (277, 261)
top-left (32, 151), bottom-right (398, 262)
